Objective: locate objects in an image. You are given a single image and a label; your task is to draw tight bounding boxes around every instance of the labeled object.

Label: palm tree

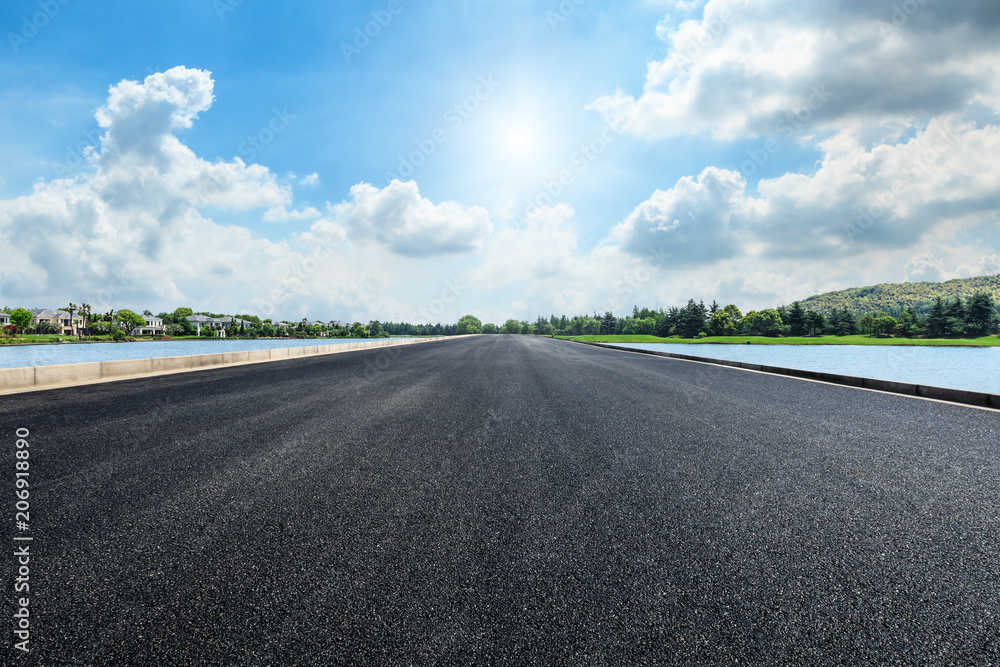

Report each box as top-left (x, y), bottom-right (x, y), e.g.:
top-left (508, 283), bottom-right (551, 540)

top-left (63, 303), bottom-right (79, 338)
top-left (80, 303), bottom-right (92, 339)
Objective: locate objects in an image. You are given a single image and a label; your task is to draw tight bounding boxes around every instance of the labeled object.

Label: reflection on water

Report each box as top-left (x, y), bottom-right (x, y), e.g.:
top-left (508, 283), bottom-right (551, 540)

top-left (619, 343), bottom-right (1000, 394)
top-left (0, 338), bottom-right (414, 370)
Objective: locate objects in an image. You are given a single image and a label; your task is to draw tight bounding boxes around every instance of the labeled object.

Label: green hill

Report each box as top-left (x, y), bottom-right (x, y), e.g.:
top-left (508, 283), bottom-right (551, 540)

top-left (800, 274), bottom-right (1000, 317)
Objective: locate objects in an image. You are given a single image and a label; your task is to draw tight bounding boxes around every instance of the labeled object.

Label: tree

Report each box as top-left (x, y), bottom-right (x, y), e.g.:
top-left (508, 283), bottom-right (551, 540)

top-left (600, 311), bottom-right (617, 335)
top-left (114, 309), bottom-right (145, 335)
top-left (895, 310), bottom-right (916, 337)
top-left (622, 317), bottom-right (655, 335)
top-left (830, 308), bottom-right (858, 336)
top-left (678, 299), bottom-right (708, 338)
top-left (925, 297), bottom-right (947, 337)
top-left (367, 320), bottom-right (387, 338)
top-left (173, 307), bottom-right (194, 321)
top-left (455, 314), bottom-right (483, 335)
top-left (657, 307), bottom-right (680, 337)
top-left (805, 311), bottom-right (826, 336)
top-left (9, 308), bottom-right (32, 336)
top-left (709, 310), bottom-right (737, 336)
top-left (743, 309), bottom-right (785, 336)
top-left (482, 323), bottom-right (498, 334)
top-left (944, 297), bottom-right (966, 337)
top-left (501, 319), bottom-right (521, 334)
top-left (859, 313), bottom-right (876, 336)
top-left (80, 302), bottom-right (92, 339)
top-left (964, 292), bottom-right (996, 337)
top-left (63, 302), bottom-right (79, 337)
top-left (786, 302), bottom-right (807, 336)
top-left (873, 315), bottom-right (897, 336)
top-left (579, 318), bottom-right (601, 335)
top-left (35, 320), bottom-right (59, 335)
top-left (350, 322), bottom-right (368, 338)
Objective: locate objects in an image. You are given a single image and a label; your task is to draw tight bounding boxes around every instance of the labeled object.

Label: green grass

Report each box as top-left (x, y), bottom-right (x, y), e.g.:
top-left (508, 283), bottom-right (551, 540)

top-left (557, 334), bottom-right (1000, 346)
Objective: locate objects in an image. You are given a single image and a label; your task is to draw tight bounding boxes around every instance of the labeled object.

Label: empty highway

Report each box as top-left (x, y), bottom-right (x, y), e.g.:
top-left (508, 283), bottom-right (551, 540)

top-left (3, 335), bottom-right (999, 664)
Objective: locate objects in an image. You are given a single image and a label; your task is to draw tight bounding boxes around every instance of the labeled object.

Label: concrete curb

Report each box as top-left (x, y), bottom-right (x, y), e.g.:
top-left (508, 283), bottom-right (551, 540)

top-left (573, 340), bottom-right (1000, 411)
top-left (0, 336), bottom-right (469, 395)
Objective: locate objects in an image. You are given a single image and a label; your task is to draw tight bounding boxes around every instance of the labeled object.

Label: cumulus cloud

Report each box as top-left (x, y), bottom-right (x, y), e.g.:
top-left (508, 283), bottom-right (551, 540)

top-left (0, 68), bottom-right (471, 321)
top-left (473, 204), bottom-right (582, 288)
top-left (610, 167), bottom-right (754, 264)
top-left (591, 0), bottom-right (1000, 140)
top-left (330, 179), bottom-right (492, 256)
top-left (262, 206), bottom-right (322, 223)
top-left (299, 172), bottom-right (320, 186)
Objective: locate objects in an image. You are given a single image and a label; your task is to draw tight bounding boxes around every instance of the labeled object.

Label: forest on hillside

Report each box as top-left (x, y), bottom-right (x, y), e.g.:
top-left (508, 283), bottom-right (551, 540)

top-left (800, 274), bottom-right (1000, 318)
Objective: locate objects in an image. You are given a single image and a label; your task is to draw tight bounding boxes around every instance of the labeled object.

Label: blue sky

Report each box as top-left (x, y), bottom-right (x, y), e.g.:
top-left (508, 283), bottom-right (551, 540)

top-left (2, 0), bottom-right (999, 324)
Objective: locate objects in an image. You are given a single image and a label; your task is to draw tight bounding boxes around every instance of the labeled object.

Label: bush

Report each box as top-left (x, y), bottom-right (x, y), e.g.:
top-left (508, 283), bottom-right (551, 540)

top-left (111, 329), bottom-right (126, 342)
top-left (695, 332), bottom-right (708, 339)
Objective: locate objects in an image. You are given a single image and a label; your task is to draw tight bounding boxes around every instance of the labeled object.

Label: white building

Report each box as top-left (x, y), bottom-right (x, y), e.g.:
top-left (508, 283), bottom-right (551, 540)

top-left (132, 315), bottom-right (164, 336)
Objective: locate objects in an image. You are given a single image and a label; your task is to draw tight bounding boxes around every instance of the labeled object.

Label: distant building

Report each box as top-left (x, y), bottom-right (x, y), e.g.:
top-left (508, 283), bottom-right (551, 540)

top-left (31, 308), bottom-right (84, 335)
top-left (0, 312), bottom-right (9, 327)
top-left (186, 314), bottom-right (226, 336)
top-left (131, 315), bottom-right (164, 336)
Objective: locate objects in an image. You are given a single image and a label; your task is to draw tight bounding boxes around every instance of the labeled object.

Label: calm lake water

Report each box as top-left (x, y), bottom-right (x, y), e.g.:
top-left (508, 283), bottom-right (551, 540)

top-left (617, 343), bottom-right (1000, 395)
top-left (0, 338), bottom-right (414, 370)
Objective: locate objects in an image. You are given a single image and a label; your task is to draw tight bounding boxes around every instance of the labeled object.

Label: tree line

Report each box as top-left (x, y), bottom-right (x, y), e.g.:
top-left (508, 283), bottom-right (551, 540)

top-left (505, 292), bottom-right (999, 339)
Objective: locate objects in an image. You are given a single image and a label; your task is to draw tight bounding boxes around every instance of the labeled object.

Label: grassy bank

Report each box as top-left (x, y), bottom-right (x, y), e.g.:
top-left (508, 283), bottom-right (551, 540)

top-left (558, 334), bottom-right (1000, 347)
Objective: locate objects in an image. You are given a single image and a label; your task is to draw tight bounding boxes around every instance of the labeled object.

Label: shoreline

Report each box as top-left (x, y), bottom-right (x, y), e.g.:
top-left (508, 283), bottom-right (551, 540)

top-left (558, 334), bottom-right (1000, 348)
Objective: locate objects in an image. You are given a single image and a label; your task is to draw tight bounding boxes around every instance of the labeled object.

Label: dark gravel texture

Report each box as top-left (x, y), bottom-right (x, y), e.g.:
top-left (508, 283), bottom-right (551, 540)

top-left (2, 335), bottom-right (999, 665)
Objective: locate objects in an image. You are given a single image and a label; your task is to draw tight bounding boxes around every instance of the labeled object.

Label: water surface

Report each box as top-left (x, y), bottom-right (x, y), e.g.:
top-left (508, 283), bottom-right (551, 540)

top-left (0, 338), bottom-right (413, 370)
top-left (617, 343), bottom-right (1000, 394)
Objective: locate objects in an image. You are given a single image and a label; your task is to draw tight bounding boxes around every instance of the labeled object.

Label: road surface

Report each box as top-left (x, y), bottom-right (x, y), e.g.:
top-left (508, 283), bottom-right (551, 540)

top-left (2, 335), bottom-right (999, 664)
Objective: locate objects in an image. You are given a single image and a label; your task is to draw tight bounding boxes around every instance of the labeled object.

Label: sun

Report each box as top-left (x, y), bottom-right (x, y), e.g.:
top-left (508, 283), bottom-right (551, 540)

top-left (494, 117), bottom-right (548, 166)
top-left (504, 123), bottom-right (537, 159)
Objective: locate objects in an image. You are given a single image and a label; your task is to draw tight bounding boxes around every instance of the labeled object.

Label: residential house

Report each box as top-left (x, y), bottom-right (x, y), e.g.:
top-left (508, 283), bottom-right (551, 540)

top-left (131, 315), bottom-right (164, 336)
top-left (31, 308), bottom-right (84, 335)
top-left (217, 316), bottom-right (252, 331)
top-left (186, 314), bottom-right (227, 336)
top-left (0, 312), bottom-right (9, 327)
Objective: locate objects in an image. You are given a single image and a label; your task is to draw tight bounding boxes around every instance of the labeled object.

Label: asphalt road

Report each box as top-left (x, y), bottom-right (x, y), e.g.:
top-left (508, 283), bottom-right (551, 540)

top-left (3, 335), bottom-right (1000, 665)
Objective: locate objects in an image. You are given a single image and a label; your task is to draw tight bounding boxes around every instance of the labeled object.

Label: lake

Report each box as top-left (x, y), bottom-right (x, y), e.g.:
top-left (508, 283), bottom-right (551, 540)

top-left (616, 343), bottom-right (1000, 395)
top-left (0, 338), bottom-right (415, 370)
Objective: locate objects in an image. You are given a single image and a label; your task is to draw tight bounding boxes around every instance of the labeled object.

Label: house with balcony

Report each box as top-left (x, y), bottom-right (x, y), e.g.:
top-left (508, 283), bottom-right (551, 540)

top-left (131, 315), bottom-right (164, 336)
top-left (31, 308), bottom-right (84, 335)
top-left (186, 314), bottom-right (226, 336)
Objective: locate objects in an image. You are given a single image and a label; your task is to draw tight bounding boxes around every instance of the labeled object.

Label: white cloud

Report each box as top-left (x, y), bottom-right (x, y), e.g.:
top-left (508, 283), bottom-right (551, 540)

top-left (473, 204), bottom-right (582, 288)
top-left (331, 179), bottom-right (492, 256)
top-left (591, 0), bottom-right (1000, 141)
top-left (299, 172), bottom-right (320, 186)
top-left (262, 206), bottom-right (322, 223)
top-left (0, 68), bottom-right (475, 322)
top-left (610, 167), bottom-right (753, 264)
